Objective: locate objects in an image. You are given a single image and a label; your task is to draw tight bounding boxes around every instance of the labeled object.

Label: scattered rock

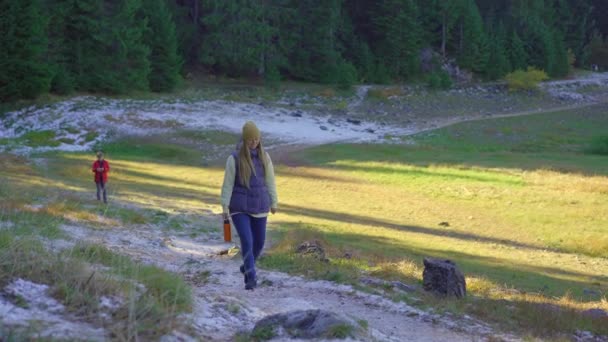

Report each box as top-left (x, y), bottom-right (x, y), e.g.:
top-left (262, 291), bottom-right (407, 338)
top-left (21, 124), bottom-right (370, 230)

top-left (320, 126), bottom-right (328, 131)
top-left (359, 277), bottom-right (417, 293)
top-left (582, 308), bottom-right (608, 320)
top-left (537, 303), bottom-right (562, 314)
top-left (422, 258), bottom-right (466, 298)
top-left (290, 111), bottom-right (303, 118)
top-left (365, 128), bottom-right (375, 134)
top-left (160, 237), bottom-right (173, 248)
top-left (573, 330), bottom-right (604, 342)
top-left (584, 288), bottom-right (601, 297)
top-left (259, 279), bottom-right (274, 287)
top-left (295, 240), bottom-right (328, 262)
top-left (252, 309), bottom-right (363, 340)
top-left (438, 222), bottom-right (450, 227)
top-left (553, 91), bottom-right (586, 102)
top-left (347, 118), bottom-right (361, 125)
top-left (391, 281), bottom-right (417, 293)
top-left (359, 277), bottom-right (386, 287)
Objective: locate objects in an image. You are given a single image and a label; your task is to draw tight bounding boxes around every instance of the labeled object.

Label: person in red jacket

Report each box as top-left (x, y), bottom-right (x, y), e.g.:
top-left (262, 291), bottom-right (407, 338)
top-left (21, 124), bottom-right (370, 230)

top-left (92, 151), bottom-right (110, 203)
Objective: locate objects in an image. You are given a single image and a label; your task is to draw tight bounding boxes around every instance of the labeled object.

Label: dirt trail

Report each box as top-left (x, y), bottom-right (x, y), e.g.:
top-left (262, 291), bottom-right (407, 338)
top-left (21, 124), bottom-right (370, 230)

top-left (406, 98), bottom-right (608, 137)
top-left (58, 217), bottom-right (507, 342)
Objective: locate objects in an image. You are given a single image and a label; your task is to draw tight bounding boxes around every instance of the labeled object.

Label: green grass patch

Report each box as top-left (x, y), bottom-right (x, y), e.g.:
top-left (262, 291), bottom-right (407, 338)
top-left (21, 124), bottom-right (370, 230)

top-left (21, 130), bottom-right (61, 147)
top-left (0, 237), bottom-right (121, 316)
top-left (0, 235), bottom-right (191, 340)
top-left (100, 206), bottom-right (148, 225)
top-left (101, 140), bottom-right (197, 163)
top-left (64, 126), bottom-right (80, 135)
top-left (84, 131), bottom-right (99, 143)
top-left (58, 138), bottom-right (75, 145)
top-left (585, 136), bottom-right (608, 156)
top-left (177, 129), bottom-right (239, 146)
top-left (250, 325), bottom-right (276, 341)
top-left (325, 323), bottom-right (354, 339)
top-left (69, 243), bottom-right (192, 313)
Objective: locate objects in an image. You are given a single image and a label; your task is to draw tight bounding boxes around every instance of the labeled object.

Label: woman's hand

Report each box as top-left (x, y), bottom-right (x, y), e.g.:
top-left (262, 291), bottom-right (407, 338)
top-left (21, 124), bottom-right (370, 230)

top-left (222, 212), bottom-right (230, 220)
top-left (270, 207), bottom-right (277, 215)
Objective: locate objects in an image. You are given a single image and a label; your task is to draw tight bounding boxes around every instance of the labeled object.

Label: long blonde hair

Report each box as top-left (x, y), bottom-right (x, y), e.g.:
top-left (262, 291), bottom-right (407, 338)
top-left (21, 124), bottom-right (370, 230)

top-left (238, 141), bottom-right (267, 189)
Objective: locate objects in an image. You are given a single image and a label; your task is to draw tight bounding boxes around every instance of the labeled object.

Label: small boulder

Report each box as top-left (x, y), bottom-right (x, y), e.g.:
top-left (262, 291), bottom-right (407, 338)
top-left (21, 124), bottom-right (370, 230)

top-left (422, 258), bottom-right (466, 298)
top-left (252, 309), bottom-right (363, 340)
top-left (296, 240), bottom-right (327, 262)
top-left (582, 308), bottom-right (608, 320)
top-left (347, 118), bottom-right (361, 125)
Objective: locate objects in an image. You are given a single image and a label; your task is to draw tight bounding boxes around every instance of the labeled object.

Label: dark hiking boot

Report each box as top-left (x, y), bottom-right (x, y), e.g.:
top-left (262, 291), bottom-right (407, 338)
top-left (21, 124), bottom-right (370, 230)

top-left (245, 277), bottom-right (257, 290)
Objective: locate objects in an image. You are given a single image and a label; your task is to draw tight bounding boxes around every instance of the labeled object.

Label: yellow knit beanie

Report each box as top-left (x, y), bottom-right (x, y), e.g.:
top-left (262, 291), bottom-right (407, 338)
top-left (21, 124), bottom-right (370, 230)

top-left (242, 121), bottom-right (261, 141)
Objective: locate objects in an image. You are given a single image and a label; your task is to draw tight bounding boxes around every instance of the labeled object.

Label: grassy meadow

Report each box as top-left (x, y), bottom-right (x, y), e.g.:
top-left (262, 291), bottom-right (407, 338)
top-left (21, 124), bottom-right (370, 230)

top-left (1, 102), bottom-right (607, 339)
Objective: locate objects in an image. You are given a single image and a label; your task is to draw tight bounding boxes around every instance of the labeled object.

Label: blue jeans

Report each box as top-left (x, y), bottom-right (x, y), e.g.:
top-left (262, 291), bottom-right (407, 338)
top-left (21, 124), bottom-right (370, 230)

top-left (96, 181), bottom-right (107, 203)
top-left (232, 214), bottom-right (267, 281)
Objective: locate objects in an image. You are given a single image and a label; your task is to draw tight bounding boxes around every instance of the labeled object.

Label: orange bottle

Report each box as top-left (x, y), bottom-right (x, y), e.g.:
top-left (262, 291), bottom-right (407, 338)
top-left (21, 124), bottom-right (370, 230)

top-left (223, 217), bottom-right (232, 242)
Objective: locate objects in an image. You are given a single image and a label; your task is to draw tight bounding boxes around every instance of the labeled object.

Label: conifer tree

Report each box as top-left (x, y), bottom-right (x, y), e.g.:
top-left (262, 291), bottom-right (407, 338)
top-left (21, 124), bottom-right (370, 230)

top-left (456, 0), bottom-right (489, 73)
top-left (287, 0), bottom-right (343, 82)
top-left (485, 22), bottom-right (511, 80)
top-left (0, 0), bottom-right (51, 101)
top-left (143, 0), bottom-right (182, 92)
top-left (372, 0), bottom-right (421, 80)
top-left (96, 0), bottom-right (150, 93)
top-left (508, 30), bottom-right (528, 71)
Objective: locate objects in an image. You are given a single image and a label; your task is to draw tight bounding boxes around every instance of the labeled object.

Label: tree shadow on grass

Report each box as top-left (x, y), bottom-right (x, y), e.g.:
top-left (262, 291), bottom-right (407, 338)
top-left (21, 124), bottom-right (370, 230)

top-left (319, 162), bottom-right (526, 186)
top-left (268, 222), bottom-right (608, 301)
top-left (279, 203), bottom-right (550, 254)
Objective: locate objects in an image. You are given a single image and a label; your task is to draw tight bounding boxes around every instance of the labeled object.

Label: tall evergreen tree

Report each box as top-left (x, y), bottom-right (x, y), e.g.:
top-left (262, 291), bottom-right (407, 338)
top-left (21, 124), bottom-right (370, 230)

top-left (508, 30), bottom-right (528, 70)
top-left (0, 0), bottom-right (51, 101)
top-left (46, 0), bottom-right (75, 94)
top-left (519, 14), bottom-right (558, 76)
top-left (200, 0), bottom-right (291, 78)
top-left (555, 0), bottom-right (594, 67)
top-left (60, 0), bottom-right (104, 92)
top-left (200, 1), bottom-right (265, 76)
top-left (96, 0), bottom-right (150, 93)
top-left (287, 0), bottom-right (344, 82)
top-left (456, 0), bottom-right (489, 73)
top-left (372, 0), bottom-right (421, 79)
top-left (143, 0), bottom-right (182, 92)
top-left (551, 30), bottom-right (570, 77)
top-left (62, 0), bottom-right (149, 94)
top-left (416, 0), bottom-right (460, 57)
top-left (167, 0), bottom-right (201, 67)
top-left (484, 22), bottom-right (511, 80)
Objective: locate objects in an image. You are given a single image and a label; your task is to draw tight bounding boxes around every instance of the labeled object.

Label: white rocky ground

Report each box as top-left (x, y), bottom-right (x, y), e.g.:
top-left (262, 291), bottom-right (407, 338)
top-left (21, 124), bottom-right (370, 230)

top-left (0, 279), bottom-right (107, 341)
top-left (2, 72), bottom-right (607, 155)
top-left (0, 95), bottom-right (413, 155)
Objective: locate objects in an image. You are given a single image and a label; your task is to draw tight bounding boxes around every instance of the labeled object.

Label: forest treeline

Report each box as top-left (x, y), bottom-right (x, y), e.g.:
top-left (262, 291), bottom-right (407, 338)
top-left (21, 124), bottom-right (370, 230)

top-left (1, 0), bottom-right (608, 101)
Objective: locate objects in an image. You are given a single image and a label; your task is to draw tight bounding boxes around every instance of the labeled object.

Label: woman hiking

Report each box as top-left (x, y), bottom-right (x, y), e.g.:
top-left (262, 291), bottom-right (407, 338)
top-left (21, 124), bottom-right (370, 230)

top-left (221, 121), bottom-right (278, 290)
top-left (92, 151), bottom-right (110, 204)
